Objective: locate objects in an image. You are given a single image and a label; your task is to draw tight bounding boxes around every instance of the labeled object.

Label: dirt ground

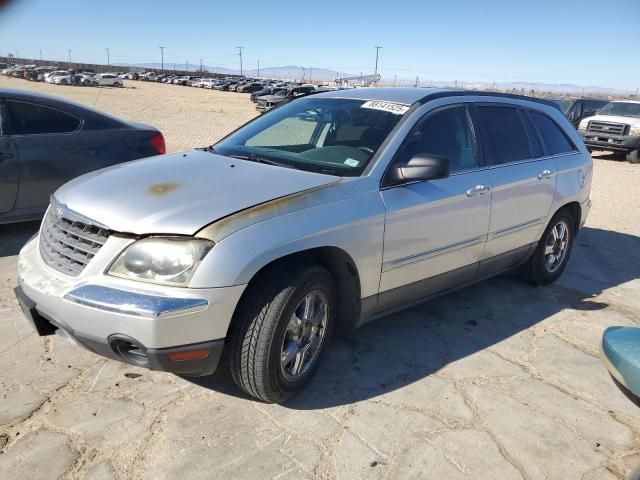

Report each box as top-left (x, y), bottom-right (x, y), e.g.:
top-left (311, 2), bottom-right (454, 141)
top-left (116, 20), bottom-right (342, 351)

top-left (1, 76), bottom-right (640, 479)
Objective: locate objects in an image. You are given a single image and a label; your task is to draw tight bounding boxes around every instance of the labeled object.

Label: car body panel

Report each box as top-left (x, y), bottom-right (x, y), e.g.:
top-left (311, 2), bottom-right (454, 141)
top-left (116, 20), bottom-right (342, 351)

top-left (601, 326), bottom-right (640, 403)
top-left (380, 170), bottom-right (492, 292)
top-left (54, 150), bottom-right (341, 235)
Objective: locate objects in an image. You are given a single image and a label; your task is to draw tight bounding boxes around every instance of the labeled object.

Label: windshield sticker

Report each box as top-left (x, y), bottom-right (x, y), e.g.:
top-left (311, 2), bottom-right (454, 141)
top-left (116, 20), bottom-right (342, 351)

top-left (361, 100), bottom-right (410, 115)
top-left (344, 158), bottom-right (360, 168)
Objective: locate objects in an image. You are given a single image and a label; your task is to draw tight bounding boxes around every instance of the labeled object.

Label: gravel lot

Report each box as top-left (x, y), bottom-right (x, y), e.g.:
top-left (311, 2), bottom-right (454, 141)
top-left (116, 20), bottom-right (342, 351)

top-left (1, 77), bottom-right (639, 479)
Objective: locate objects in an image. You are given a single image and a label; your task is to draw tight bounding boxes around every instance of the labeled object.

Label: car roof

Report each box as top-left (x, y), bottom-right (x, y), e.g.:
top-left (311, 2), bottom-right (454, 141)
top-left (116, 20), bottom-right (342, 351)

top-left (609, 99), bottom-right (640, 104)
top-left (312, 87), bottom-right (560, 109)
top-left (312, 87), bottom-right (447, 104)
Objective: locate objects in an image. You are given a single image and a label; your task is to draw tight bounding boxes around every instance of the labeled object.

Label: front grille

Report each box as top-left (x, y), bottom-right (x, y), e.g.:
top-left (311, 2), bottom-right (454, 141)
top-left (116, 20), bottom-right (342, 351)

top-left (587, 121), bottom-right (628, 136)
top-left (39, 207), bottom-right (110, 276)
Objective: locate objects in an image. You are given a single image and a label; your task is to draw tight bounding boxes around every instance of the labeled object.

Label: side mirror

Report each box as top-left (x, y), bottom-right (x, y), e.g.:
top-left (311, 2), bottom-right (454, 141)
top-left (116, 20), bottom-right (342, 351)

top-left (385, 154), bottom-right (450, 186)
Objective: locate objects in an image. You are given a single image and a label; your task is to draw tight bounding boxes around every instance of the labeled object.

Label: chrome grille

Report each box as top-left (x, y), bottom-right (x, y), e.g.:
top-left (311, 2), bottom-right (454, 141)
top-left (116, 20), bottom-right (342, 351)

top-left (39, 206), bottom-right (110, 276)
top-left (587, 121), bottom-right (628, 136)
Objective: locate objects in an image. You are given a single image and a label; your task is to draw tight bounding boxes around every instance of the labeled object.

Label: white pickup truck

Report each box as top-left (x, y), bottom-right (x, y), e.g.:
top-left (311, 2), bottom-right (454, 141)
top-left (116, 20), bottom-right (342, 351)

top-left (578, 100), bottom-right (640, 163)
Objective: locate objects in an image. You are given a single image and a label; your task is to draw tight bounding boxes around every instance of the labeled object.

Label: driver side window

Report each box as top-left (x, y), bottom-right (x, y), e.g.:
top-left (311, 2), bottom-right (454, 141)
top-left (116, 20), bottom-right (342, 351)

top-left (398, 105), bottom-right (477, 173)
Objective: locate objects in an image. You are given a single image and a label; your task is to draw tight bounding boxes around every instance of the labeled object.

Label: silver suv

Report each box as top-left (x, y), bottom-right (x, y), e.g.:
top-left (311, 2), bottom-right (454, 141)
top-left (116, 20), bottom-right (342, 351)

top-left (15, 88), bottom-right (592, 402)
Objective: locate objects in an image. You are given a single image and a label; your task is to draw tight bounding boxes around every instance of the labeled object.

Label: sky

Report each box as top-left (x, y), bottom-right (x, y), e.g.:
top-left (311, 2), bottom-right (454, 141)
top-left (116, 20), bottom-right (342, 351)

top-left (0, 0), bottom-right (639, 91)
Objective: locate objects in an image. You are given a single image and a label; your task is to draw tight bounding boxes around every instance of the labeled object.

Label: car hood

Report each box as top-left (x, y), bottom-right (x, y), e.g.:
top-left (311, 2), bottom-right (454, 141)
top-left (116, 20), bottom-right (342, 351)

top-left (259, 94), bottom-right (285, 102)
top-left (584, 114), bottom-right (640, 127)
top-left (54, 150), bottom-right (340, 236)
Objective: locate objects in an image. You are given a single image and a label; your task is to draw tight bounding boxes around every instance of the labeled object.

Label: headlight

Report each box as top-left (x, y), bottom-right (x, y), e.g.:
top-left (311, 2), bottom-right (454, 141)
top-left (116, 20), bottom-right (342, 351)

top-left (630, 125), bottom-right (640, 136)
top-left (578, 121), bottom-right (589, 132)
top-left (108, 237), bottom-right (214, 286)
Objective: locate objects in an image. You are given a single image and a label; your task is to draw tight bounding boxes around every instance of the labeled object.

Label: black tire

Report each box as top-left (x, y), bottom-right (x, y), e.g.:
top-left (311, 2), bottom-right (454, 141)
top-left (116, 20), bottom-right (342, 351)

top-left (518, 210), bottom-right (576, 286)
top-left (627, 149), bottom-right (640, 164)
top-left (113, 82), bottom-right (122, 88)
top-left (227, 263), bottom-right (336, 403)
top-left (59, 79), bottom-right (68, 85)
top-left (83, 79), bottom-right (91, 86)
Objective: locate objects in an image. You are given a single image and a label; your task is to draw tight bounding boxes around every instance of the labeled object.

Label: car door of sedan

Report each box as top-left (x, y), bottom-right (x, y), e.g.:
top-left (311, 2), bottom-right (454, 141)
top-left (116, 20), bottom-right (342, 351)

top-left (0, 101), bottom-right (19, 214)
top-left (379, 104), bottom-right (492, 311)
top-left (4, 99), bottom-right (83, 213)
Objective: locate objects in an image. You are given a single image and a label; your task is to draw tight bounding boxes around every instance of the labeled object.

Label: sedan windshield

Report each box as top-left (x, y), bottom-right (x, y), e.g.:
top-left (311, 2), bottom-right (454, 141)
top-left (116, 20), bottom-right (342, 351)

top-left (213, 97), bottom-right (408, 176)
top-left (598, 102), bottom-right (640, 118)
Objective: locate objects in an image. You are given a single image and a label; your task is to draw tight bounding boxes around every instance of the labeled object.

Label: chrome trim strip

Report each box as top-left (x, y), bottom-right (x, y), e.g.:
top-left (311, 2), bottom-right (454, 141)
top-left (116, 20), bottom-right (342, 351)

top-left (383, 236), bottom-right (484, 272)
top-left (50, 195), bottom-right (110, 230)
top-left (491, 218), bottom-right (544, 239)
top-left (63, 285), bottom-right (208, 319)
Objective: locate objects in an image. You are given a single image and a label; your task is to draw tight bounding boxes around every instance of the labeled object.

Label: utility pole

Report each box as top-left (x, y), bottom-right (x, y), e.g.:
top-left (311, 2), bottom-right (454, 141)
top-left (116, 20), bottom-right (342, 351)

top-left (374, 46), bottom-right (382, 75)
top-left (199, 58), bottom-right (202, 72)
top-left (15, 50), bottom-right (19, 60)
top-left (393, 75), bottom-right (397, 87)
top-left (186, 60), bottom-right (189, 72)
top-left (67, 49), bottom-right (72, 64)
top-left (257, 60), bottom-right (260, 78)
top-left (159, 47), bottom-right (165, 72)
top-left (236, 47), bottom-right (244, 76)
top-left (105, 48), bottom-right (110, 66)
top-left (39, 49), bottom-right (42, 61)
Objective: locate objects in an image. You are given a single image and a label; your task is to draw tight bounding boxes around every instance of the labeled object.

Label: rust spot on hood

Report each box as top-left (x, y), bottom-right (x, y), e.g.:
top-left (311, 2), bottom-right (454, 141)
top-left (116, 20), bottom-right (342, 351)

top-left (148, 182), bottom-right (180, 196)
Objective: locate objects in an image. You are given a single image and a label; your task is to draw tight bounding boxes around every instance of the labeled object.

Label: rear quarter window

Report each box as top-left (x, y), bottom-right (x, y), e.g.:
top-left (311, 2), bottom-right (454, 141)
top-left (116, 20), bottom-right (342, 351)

top-left (530, 111), bottom-right (576, 155)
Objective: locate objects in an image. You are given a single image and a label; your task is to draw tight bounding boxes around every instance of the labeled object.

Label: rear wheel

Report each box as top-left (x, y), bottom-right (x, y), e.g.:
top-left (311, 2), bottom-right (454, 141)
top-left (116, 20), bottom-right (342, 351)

top-left (113, 81), bottom-right (122, 88)
top-left (518, 210), bottom-right (575, 285)
top-left (59, 79), bottom-right (68, 85)
top-left (627, 149), bottom-right (640, 164)
top-left (227, 263), bottom-right (335, 403)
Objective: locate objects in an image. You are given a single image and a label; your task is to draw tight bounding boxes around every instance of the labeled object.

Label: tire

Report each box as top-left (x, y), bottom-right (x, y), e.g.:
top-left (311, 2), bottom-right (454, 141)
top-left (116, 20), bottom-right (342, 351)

top-left (227, 263), bottom-right (336, 403)
top-left (518, 210), bottom-right (575, 286)
top-left (59, 79), bottom-right (68, 85)
top-left (113, 82), bottom-right (122, 88)
top-left (83, 79), bottom-right (91, 86)
top-left (627, 149), bottom-right (640, 164)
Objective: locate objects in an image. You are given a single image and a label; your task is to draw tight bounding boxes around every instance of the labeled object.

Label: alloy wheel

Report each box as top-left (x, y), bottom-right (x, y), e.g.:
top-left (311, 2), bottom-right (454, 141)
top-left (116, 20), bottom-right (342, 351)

top-left (280, 290), bottom-right (329, 381)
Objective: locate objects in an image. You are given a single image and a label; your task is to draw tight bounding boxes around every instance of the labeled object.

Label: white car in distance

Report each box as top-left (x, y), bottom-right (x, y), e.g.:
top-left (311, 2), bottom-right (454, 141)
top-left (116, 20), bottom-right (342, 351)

top-left (94, 74), bottom-right (123, 87)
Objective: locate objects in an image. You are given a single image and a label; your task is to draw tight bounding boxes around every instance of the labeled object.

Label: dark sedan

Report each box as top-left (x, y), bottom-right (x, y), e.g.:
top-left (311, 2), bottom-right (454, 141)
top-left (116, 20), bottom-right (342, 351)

top-left (0, 88), bottom-right (165, 223)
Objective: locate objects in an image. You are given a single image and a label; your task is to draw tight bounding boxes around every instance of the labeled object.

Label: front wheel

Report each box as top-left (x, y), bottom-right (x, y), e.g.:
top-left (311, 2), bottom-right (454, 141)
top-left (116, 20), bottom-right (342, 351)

top-left (227, 264), bottom-right (336, 403)
top-left (627, 149), bottom-right (639, 164)
top-left (518, 211), bottom-right (575, 285)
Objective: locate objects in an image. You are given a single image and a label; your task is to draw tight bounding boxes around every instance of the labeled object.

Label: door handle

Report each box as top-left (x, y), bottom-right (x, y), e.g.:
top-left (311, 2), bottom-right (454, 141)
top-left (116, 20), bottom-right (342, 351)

top-left (0, 152), bottom-right (14, 161)
top-left (466, 185), bottom-right (491, 197)
top-left (538, 169), bottom-right (553, 179)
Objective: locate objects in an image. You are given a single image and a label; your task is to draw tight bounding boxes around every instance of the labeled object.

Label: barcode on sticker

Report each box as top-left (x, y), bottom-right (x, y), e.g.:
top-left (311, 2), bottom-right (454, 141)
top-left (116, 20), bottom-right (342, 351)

top-left (361, 101), bottom-right (410, 115)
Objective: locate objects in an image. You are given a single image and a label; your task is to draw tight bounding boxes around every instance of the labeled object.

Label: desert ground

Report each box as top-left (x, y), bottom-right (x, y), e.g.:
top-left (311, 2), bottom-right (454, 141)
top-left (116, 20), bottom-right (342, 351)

top-left (1, 76), bottom-right (640, 479)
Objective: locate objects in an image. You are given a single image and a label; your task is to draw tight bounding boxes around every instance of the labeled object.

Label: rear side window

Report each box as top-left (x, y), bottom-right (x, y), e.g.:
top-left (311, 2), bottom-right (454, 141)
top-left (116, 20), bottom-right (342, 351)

top-left (6, 101), bottom-right (80, 135)
top-left (520, 111), bottom-right (544, 158)
top-left (529, 111), bottom-right (575, 155)
top-left (477, 106), bottom-right (531, 165)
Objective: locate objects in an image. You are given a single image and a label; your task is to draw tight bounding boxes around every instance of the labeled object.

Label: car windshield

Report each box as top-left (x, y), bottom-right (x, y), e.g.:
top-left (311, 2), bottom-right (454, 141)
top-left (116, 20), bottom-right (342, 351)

top-left (212, 97), bottom-right (408, 177)
top-left (549, 99), bottom-right (573, 114)
top-left (598, 102), bottom-right (640, 118)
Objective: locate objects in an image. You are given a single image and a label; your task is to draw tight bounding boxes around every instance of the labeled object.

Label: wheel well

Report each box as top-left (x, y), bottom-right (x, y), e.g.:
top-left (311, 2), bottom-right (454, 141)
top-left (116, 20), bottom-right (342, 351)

top-left (229, 247), bottom-right (362, 337)
top-left (558, 201), bottom-right (581, 232)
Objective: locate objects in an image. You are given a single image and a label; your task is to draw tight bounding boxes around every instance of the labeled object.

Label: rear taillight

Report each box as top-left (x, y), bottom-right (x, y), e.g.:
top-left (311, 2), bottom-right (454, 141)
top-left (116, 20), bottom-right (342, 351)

top-left (149, 133), bottom-right (166, 155)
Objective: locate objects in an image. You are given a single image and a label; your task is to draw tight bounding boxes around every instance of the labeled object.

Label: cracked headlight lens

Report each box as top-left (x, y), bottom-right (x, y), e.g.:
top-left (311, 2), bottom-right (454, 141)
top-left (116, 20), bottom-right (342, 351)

top-left (108, 237), bottom-right (214, 286)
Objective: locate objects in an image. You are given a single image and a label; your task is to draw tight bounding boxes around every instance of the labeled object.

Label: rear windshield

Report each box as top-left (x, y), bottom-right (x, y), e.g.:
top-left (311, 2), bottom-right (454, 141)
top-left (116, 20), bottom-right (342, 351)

top-left (213, 97), bottom-right (408, 176)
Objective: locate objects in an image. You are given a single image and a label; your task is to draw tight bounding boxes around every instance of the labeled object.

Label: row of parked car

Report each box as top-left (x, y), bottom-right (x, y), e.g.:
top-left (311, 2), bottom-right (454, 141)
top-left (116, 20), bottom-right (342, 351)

top-left (1, 64), bottom-right (124, 87)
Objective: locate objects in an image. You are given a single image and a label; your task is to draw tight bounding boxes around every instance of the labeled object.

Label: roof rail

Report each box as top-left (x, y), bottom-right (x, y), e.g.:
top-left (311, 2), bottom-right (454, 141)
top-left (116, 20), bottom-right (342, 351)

top-left (417, 90), bottom-right (561, 110)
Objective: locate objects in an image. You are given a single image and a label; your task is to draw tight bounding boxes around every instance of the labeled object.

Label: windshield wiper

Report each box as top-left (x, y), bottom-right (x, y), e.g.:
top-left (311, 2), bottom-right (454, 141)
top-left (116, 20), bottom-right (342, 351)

top-left (226, 153), bottom-right (297, 169)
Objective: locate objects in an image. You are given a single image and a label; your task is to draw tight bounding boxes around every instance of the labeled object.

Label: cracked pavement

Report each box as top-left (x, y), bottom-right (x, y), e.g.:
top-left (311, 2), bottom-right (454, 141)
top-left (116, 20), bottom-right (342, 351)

top-left (0, 78), bottom-right (639, 479)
